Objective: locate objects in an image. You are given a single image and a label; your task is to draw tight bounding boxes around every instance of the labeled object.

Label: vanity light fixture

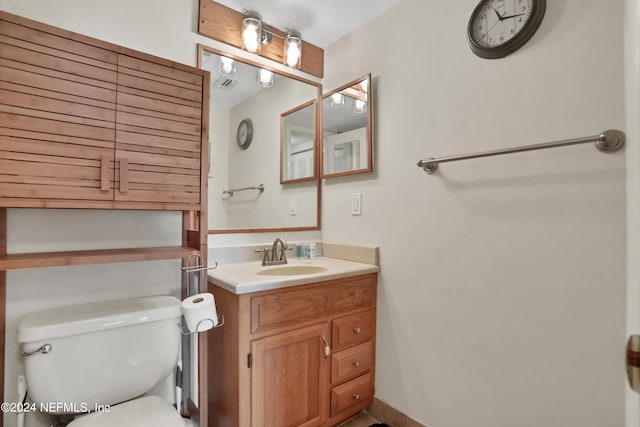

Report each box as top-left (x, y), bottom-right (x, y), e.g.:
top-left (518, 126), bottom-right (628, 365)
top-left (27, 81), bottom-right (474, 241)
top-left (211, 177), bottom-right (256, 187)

top-left (257, 68), bottom-right (274, 88)
top-left (354, 99), bottom-right (367, 114)
top-left (330, 93), bottom-right (344, 107)
top-left (241, 10), bottom-right (303, 69)
top-left (218, 56), bottom-right (236, 76)
top-left (242, 10), bottom-right (264, 54)
top-left (283, 29), bottom-right (302, 70)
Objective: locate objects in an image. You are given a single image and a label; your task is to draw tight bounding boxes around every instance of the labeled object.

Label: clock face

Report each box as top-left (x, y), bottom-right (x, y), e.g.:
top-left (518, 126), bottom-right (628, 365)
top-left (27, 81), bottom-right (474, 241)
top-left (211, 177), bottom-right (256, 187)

top-left (468, 0), bottom-right (545, 59)
top-left (237, 119), bottom-right (253, 149)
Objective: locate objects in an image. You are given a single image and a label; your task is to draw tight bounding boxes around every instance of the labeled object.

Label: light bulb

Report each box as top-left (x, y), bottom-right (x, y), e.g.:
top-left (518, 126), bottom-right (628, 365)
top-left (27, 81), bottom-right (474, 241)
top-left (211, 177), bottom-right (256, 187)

top-left (354, 99), bottom-right (367, 113)
top-left (257, 69), bottom-right (274, 88)
top-left (219, 56), bottom-right (235, 76)
top-left (242, 13), bottom-right (262, 54)
top-left (330, 93), bottom-right (344, 107)
top-left (283, 30), bottom-right (302, 69)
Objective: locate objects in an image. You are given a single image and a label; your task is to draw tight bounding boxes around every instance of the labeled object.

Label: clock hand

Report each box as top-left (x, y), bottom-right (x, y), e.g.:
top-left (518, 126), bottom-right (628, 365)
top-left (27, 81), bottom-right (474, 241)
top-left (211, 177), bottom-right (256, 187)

top-left (501, 12), bottom-right (526, 19)
top-left (493, 8), bottom-right (504, 21)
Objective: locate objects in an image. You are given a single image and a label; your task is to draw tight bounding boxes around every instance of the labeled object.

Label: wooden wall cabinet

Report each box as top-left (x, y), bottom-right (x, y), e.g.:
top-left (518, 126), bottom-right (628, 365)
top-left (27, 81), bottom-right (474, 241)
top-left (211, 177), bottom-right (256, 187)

top-left (0, 12), bottom-right (207, 211)
top-left (208, 273), bottom-right (377, 427)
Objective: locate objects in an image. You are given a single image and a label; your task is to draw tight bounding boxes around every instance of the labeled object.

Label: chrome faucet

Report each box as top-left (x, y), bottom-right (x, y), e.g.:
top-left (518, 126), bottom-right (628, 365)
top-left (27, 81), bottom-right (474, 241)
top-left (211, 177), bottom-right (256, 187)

top-left (258, 238), bottom-right (289, 266)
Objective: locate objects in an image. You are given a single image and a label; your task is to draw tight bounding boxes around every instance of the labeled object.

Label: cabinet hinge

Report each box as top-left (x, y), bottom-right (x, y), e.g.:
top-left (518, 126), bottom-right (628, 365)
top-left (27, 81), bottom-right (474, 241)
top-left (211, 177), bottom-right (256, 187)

top-left (247, 353), bottom-right (252, 368)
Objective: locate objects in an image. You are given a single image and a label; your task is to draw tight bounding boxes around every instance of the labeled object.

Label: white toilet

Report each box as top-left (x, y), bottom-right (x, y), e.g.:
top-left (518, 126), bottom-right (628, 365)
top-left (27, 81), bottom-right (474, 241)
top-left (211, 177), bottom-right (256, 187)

top-left (17, 295), bottom-right (191, 427)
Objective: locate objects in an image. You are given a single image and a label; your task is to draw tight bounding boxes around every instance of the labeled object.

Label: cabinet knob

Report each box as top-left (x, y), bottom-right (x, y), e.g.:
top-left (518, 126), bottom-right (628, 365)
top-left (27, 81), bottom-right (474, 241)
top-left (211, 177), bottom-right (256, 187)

top-left (353, 360), bottom-right (361, 368)
top-left (352, 393), bottom-right (361, 401)
top-left (354, 327), bottom-right (362, 334)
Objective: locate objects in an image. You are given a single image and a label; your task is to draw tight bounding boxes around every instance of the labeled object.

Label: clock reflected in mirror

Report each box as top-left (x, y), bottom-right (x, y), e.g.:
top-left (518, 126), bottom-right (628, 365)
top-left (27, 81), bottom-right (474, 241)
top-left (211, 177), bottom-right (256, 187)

top-left (468, 0), bottom-right (546, 59)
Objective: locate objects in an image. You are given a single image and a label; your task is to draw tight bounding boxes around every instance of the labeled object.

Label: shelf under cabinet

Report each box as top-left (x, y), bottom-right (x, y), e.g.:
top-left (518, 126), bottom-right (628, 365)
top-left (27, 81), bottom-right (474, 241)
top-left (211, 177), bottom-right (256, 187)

top-left (0, 246), bottom-right (197, 271)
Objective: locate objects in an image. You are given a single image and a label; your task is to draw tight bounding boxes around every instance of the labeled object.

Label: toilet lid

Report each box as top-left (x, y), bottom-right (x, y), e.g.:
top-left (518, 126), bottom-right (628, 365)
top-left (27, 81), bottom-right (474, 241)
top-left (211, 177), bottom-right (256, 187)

top-left (67, 396), bottom-right (186, 427)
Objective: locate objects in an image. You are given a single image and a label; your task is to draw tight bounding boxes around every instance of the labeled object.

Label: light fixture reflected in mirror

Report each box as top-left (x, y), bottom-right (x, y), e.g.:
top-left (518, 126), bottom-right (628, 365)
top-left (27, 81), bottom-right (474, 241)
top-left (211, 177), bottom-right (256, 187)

top-left (257, 68), bottom-right (274, 88)
top-left (284, 29), bottom-right (302, 70)
top-left (354, 99), bottom-right (367, 113)
top-left (218, 56), bottom-right (236, 76)
top-left (242, 10), bottom-right (262, 54)
top-left (330, 93), bottom-right (344, 107)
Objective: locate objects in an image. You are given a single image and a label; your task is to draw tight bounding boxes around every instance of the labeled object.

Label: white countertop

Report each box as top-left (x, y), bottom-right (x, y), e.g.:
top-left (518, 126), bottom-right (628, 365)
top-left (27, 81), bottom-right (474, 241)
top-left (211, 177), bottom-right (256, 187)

top-left (207, 256), bottom-right (379, 294)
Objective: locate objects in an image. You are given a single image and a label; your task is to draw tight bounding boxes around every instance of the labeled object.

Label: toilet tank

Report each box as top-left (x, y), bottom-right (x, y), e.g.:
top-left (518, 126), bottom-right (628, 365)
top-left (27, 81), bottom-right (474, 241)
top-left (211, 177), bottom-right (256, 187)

top-left (17, 296), bottom-right (182, 412)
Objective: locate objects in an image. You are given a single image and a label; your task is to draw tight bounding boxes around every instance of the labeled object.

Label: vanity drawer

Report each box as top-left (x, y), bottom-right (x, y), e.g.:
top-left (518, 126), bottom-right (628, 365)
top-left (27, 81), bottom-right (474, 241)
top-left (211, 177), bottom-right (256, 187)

top-left (331, 310), bottom-right (373, 351)
top-left (250, 274), bottom-right (375, 334)
top-left (331, 341), bottom-right (372, 385)
top-left (330, 372), bottom-right (373, 417)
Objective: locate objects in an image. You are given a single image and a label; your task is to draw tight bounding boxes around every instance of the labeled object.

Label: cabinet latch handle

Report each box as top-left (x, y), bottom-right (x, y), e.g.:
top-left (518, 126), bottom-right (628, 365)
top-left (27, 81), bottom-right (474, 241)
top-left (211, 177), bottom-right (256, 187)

top-left (354, 327), bottom-right (362, 334)
top-left (322, 335), bottom-right (330, 361)
top-left (353, 360), bottom-right (360, 368)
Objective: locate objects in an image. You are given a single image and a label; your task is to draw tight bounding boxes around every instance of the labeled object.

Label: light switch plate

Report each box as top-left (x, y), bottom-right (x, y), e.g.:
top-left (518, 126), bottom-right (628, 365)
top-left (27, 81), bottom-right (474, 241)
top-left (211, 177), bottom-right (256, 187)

top-left (290, 197), bottom-right (298, 215)
top-left (351, 192), bottom-right (362, 216)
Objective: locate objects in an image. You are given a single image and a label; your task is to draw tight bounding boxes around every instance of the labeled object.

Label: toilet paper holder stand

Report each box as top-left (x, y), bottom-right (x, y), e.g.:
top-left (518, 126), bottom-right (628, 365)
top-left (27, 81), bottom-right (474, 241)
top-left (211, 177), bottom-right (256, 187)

top-left (180, 252), bottom-right (224, 335)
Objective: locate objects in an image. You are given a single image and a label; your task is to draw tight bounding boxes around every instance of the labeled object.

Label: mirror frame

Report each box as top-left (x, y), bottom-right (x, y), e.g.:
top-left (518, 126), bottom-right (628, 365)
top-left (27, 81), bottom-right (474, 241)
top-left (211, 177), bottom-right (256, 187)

top-left (197, 44), bottom-right (322, 234)
top-left (281, 99), bottom-right (318, 184)
top-left (320, 73), bottom-right (373, 178)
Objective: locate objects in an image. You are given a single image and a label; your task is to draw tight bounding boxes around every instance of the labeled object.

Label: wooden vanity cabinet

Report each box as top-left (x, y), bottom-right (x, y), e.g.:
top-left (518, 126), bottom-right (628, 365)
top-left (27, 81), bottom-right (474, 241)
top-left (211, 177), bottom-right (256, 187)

top-left (207, 273), bottom-right (377, 427)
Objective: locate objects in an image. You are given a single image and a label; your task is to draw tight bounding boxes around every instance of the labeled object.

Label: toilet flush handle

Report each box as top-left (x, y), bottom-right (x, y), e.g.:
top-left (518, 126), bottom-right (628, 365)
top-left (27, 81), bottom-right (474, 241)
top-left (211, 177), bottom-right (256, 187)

top-left (22, 344), bottom-right (52, 357)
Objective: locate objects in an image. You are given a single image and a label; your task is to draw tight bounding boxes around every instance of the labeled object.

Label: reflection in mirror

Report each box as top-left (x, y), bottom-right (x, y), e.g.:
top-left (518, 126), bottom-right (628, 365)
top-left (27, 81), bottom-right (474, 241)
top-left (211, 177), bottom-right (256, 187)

top-left (198, 45), bottom-right (321, 233)
top-left (321, 74), bottom-right (372, 178)
top-left (281, 100), bottom-right (316, 183)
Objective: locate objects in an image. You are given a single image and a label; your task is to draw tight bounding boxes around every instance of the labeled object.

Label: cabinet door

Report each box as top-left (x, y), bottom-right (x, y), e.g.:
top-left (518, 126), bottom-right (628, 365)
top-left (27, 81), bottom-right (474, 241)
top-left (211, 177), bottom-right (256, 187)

top-left (115, 55), bottom-right (203, 206)
top-left (0, 17), bottom-right (117, 202)
top-left (251, 323), bottom-right (330, 427)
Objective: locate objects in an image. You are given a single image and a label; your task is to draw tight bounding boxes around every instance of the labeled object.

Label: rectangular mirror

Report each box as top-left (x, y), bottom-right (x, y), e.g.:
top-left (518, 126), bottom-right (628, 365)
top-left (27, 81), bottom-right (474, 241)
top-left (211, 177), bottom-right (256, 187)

top-left (281, 100), bottom-right (317, 183)
top-left (198, 44), bottom-right (321, 233)
top-left (321, 74), bottom-right (372, 178)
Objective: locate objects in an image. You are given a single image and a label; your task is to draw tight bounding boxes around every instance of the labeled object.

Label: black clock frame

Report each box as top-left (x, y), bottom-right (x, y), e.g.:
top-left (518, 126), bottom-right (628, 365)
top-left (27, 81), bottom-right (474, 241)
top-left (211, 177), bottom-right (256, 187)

top-left (237, 118), bottom-right (253, 149)
top-left (467, 0), bottom-right (546, 59)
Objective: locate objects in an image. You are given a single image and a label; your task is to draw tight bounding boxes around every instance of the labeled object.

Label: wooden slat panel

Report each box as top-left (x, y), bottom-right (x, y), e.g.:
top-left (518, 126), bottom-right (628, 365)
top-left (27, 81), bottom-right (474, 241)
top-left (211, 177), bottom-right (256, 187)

top-left (0, 183), bottom-right (114, 200)
top-left (0, 198), bottom-right (200, 210)
top-left (116, 142), bottom-right (198, 159)
top-left (115, 161), bottom-right (200, 176)
top-left (0, 158), bottom-right (104, 180)
top-left (116, 111), bottom-right (200, 137)
top-left (123, 182), bottom-right (199, 193)
top-left (117, 73), bottom-right (201, 104)
top-left (117, 85), bottom-right (201, 110)
top-left (115, 132), bottom-right (200, 154)
top-left (114, 188), bottom-right (199, 204)
top-left (0, 150), bottom-right (108, 168)
top-left (0, 113), bottom-right (115, 142)
top-left (1, 66), bottom-right (116, 102)
top-left (0, 135), bottom-right (114, 159)
top-left (0, 88), bottom-right (116, 122)
top-left (117, 150), bottom-right (200, 170)
top-left (128, 170), bottom-right (200, 186)
top-left (0, 33), bottom-right (117, 72)
top-left (0, 80), bottom-right (116, 110)
top-left (119, 54), bottom-right (202, 86)
top-left (0, 19), bottom-right (117, 64)
top-left (0, 42), bottom-right (117, 84)
top-left (0, 57), bottom-right (116, 91)
top-left (117, 92), bottom-right (201, 121)
top-left (0, 104), bottom-right (114, 129)
top-left (0, 126), bottom-right (114, 149)
top-left (115, 124), bottom-right (200, 142)
top-left (0, 174), bottom-right (113, 189)
top-left (117, 103), bottom-right (201, 126)
top-left (119, 62), bottom-right (201, 92)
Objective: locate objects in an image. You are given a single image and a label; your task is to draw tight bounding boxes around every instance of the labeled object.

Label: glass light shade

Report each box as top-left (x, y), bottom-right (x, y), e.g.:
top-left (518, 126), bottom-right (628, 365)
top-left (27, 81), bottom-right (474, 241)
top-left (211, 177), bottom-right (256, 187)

top-left (283, 30), bottom-right (302, 69)
top-left (360, 79), bottom-right (369, 93)
top-left (354, 99), bottom-right (367, 113)
top-left (242, 12), bottom-right (262, 54)
top-left (257, 69), bottom-right (274, 88)
top-left (218, 56), bottom-right (236, 76)
top-left (330, 93), bottom-right (344, 107)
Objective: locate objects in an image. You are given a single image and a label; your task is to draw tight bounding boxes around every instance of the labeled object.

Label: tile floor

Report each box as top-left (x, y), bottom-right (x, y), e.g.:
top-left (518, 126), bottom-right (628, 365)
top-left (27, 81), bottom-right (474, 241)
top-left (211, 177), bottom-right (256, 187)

top-left (339, 411), bottom-right (382, 427)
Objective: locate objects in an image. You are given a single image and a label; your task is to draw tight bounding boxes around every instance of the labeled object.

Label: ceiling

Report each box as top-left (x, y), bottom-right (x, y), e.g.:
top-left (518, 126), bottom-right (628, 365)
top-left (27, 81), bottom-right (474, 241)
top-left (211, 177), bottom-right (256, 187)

top-left (213, 0), bottom-right (404, 48)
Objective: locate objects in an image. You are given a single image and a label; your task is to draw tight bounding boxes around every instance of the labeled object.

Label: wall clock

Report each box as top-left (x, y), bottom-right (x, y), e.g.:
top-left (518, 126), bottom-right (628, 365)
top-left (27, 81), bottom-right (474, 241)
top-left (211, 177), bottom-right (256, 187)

top-left (237, 118), bottom-right (253, 149)
top-left (468, 0), bottom-right (546, 59)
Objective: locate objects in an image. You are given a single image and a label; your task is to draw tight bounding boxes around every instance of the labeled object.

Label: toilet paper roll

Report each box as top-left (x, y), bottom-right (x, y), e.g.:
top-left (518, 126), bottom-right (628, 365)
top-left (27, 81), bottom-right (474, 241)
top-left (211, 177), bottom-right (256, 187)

top-left (182, 293), bottom-right (219, 333)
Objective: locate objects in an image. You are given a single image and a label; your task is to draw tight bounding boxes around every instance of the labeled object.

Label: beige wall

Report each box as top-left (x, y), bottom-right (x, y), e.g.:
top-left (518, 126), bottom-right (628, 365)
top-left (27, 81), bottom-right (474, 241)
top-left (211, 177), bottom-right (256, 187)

top-left (322, 0), bottom-right (626, 426)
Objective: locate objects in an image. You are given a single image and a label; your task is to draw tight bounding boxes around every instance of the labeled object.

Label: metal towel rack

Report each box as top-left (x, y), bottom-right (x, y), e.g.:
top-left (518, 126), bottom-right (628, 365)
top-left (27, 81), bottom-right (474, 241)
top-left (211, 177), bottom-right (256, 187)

top-left (417, 129), bottom-right (625, 174)
top-left (222, 183), bottom-right (265, 196)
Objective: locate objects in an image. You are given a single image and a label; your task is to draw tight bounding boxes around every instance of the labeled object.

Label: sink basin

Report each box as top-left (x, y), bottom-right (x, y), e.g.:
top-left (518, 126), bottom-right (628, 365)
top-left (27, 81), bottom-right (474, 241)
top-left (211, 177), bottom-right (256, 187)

top-left (257, 265), bottom-right (328, 276)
